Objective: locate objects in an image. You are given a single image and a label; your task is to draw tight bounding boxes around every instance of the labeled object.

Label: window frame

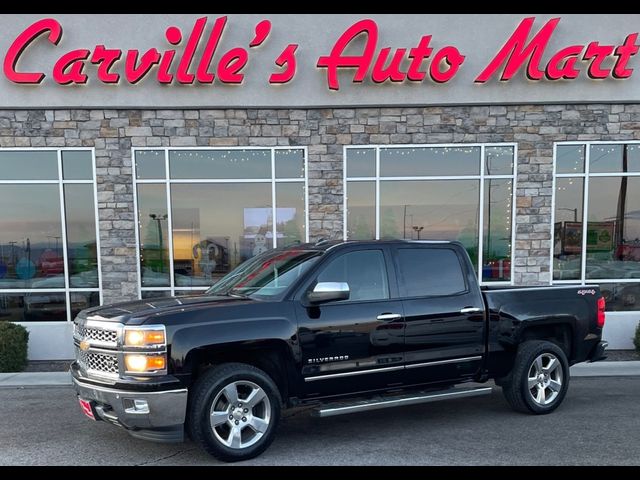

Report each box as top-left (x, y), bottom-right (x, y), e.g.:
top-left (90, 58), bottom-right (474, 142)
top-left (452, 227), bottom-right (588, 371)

top-left (552, 140), bottom-right (640, 286)
top-left (132, 146), bottom-right (310, 299)
top-left (343, 143), bottom-right (518, 287)
top-left (0, 147), bottom-right (102, 324)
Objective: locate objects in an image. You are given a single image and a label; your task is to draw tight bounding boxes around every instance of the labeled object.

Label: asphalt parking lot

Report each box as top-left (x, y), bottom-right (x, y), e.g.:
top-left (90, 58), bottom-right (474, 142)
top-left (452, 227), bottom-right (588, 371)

top-left (1, 377), bottom-right (639, 466)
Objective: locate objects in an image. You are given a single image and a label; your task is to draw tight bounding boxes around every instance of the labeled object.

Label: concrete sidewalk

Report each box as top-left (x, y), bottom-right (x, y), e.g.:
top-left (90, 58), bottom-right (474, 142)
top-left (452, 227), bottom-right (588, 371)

top-left (0, 362), bottom-right (639, 388)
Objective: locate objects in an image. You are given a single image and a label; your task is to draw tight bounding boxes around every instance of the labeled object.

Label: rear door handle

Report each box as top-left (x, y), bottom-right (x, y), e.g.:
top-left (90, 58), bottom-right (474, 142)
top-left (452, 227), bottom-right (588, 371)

top-left (377, 313), bottom-right (403, 322)
top-left (460, 307), bottom-right (482, 315)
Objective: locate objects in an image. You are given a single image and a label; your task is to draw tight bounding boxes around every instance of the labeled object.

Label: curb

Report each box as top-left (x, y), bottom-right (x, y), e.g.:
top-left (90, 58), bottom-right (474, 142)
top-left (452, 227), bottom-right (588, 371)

top-left (0, 372), bottom-right (71, 388)
top-left (1, 362), bottom-right (639, 388)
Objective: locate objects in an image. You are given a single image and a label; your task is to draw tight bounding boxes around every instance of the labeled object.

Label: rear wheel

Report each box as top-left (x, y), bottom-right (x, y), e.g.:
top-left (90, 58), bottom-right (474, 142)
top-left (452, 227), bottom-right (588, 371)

top-left (188, 363), bottom-right (282, 462)
top-left (501, 340), bottom-right (570, 415)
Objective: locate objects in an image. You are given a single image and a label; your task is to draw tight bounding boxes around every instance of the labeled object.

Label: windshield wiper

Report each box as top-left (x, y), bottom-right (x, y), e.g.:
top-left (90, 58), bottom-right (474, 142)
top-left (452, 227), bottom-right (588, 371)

top-left (227, 290), bottom-right (250, 299)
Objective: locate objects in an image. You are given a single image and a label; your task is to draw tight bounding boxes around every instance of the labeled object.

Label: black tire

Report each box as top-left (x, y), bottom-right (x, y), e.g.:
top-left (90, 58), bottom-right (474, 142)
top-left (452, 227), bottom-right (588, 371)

top-left (501, 340), bottom-right (570, 415)
top-left (188, 363), bottom-right (282, 462)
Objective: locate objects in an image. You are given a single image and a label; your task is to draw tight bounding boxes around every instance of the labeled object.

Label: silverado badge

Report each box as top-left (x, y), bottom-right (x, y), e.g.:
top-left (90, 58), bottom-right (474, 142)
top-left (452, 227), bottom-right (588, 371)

top-left (79, 341), bottom-right (90, 352)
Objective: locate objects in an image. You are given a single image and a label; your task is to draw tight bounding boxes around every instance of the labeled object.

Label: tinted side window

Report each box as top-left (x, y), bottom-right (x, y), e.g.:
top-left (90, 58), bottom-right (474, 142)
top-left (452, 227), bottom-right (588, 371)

top-left (397, 248), bottom-right (467, 298)
top-left (317, 250), bottom-right (389, 302)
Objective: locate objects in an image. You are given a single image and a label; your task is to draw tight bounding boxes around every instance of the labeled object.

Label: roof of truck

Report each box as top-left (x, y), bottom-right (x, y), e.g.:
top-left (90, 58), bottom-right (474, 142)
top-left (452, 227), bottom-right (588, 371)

top-left (291, 239), bottom-right (459, 252)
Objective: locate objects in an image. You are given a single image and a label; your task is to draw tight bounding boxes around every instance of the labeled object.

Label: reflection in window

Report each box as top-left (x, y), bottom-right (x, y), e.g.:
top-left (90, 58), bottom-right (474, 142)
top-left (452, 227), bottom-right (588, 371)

top-left (485, 147), bottom-right (515, 176)
top-left (62, 151), bottom-right (93, 180)
top-left (379, 180), bottom-right (480, 265)
top-left (0, 151), bottom-right (58, 180)
top-left (0, 149), bottom-right (100, 323)
top-left (65, 185), bottom-right (99, 288)
top-left (171, 183), bottom-right (273, 287)
top-left (276, 183), bottom-right (306, 248)
top-left (134, 148), bottom-right (308, 296)
top-left (590, 144), bottom-right (640, 174)
top-left (275, 149), bottom-right (305, 179)
top-left (554, 143), bottom-right (640, 311)
top-left (556, 145), bottom-right (585, 174)
top-left (0, 185), bottom-right (65, 289)
top-left (346, 144), bottom-right (516, 284)
top-left (553, 178), bottom-right (584, 281)
top-left (600, 283), bottom-right (640, 312)
top-left (170, 150), bottom-right (271, 179)
top-left (317, 250), bottom-right (389, 302)
top-left (483, 180), bottom-right (513, 282)
top-left (380, 146), bottom-right (481, 177)
top-left (135, 150), bottom-right (166, 180)
top-left (137, 185), bottom-right (170, 288)
top-left (587, 177), bottom-right (640, 280)
top-left (346, 149), bottom-right (376, 178)
top-left (347, 182), bottom-right (376, 240)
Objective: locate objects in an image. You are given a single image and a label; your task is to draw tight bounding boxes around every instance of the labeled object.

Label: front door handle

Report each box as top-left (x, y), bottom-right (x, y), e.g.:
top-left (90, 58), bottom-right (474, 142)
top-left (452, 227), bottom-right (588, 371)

top-left (377, 313), bottom-right (403, 322)
top-left (460, 307), bottom-right (482, 314)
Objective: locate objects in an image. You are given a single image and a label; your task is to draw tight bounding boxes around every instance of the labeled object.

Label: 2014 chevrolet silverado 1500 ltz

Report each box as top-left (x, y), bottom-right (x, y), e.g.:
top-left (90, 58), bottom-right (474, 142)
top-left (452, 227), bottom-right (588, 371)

top-left (71, 240), bottom-right (608, 462)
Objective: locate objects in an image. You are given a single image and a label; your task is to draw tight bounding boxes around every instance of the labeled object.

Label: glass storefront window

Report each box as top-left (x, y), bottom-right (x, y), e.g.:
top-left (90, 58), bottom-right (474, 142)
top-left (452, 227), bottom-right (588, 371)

top-left (346, 182), bottom-right (376, 240)
top-left (346, 144), bottom-right (516, 285)
top-left (553, 142), bottom-right (640, 311)
top-left (346, 149), bottom-right (376, 178)
top-left (0, 185), bottom-right (64, 289)
top-left (599, 283), bottom-right (640, 312)
top-left (553, 178), bottom-right (584, 281)
top-left (275, 149), bottom-right (305, 179)
top-left (64, 185), bottom-right (99, 288)
top-left (62, 151), bottom-right (93, 180)
top-left (169, 149), bottom-right (271, 180)
top-left (136, 184), bottom-right (170, 288)
top-left (135, 150), bottom-right (166, 180)
top-left (379, 180), bottom-right (480, 264)
top-left (556, 145), bottom-right (585, 174)
top-left (134, 148), bottom-right (308, 297)
top-left (0, 151), bottom-right (58, 180)
top-left (483, 179), bottom-right (513, 282)
top-left (0, 149), bottom-right (101, 323)
top-left (380, 146), bottom-right (481, 177)
top-left (587, 177), bottom-right (640, 280)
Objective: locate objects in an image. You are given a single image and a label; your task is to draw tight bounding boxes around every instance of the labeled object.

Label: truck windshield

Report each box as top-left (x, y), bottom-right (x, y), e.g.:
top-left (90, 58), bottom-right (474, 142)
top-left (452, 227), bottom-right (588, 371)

top-left (206, 250), bottom-right (322, 300)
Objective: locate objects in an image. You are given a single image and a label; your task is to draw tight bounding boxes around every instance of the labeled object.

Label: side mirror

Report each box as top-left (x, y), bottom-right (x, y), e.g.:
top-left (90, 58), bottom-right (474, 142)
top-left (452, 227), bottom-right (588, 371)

top-left (306, 282), bottom-right (350, 305)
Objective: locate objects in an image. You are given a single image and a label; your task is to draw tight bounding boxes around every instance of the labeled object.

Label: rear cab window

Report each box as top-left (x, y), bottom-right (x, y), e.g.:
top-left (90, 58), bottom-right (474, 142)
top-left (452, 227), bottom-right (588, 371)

top-left (395, 247), bottom-right (468, 298)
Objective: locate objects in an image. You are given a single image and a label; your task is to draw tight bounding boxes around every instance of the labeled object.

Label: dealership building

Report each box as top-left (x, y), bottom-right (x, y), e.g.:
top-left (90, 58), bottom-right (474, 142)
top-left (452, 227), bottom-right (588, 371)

top-left (0, 13), bottom-right (639, 360)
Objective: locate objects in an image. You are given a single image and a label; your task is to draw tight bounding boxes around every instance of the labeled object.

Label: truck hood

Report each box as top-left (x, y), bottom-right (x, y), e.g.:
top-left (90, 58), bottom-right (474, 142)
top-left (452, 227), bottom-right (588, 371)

top-left (77, 295), bottom-right (253, 325)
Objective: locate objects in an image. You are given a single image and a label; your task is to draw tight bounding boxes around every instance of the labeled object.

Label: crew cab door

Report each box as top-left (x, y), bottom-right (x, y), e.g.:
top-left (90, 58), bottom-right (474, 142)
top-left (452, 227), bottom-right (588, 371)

top-left (294, 246), bottom-right (405, 397)
top-left (393, 245), bottom-right (485, 384)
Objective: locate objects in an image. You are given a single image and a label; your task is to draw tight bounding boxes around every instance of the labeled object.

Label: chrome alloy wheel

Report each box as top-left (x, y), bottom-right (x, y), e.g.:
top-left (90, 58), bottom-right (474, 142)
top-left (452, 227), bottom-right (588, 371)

top-left (527, 353), bottom-right (563, 406)
top-left (209, 381), bottom-right (272, 449)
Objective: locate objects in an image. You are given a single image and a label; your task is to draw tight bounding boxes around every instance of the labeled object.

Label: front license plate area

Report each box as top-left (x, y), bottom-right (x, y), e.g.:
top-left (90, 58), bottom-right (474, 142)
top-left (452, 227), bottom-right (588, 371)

top-left (78, 398), bottom-right (97, 421)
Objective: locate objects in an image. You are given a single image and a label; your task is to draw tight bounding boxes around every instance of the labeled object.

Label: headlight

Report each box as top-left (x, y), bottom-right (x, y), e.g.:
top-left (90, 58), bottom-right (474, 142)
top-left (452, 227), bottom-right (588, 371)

top-left (124, 354), bottom-right (167, 374)
top-left (124, 327), bottom-right (166, 347)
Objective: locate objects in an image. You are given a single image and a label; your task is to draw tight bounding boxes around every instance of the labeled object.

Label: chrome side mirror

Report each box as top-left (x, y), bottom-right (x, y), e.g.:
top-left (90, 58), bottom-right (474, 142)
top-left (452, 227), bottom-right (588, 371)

top-left (306, 282), bottom-right (350, 305)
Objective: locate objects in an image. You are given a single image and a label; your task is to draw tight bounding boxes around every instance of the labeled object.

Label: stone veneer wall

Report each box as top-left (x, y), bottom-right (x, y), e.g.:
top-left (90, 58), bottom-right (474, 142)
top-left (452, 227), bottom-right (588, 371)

top-left (0, 104), bottom-right (636, 305)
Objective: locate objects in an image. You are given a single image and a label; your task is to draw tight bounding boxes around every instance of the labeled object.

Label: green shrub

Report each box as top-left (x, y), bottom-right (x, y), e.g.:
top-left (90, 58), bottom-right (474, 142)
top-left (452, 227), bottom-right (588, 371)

top-left (635, 322), bottom-right (640, 354)
top-left (0, 323), bottom-right (29, 373)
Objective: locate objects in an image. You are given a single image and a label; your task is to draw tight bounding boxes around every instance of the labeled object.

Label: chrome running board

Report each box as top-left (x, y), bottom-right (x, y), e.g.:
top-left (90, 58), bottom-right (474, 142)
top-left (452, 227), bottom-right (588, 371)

top-left (312, 386), bottom-right (493, 418)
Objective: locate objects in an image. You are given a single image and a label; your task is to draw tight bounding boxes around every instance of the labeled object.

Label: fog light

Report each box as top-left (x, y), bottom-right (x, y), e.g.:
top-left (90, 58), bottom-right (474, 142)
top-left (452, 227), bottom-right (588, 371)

top-left (124, 399), bottom-right (149, 414)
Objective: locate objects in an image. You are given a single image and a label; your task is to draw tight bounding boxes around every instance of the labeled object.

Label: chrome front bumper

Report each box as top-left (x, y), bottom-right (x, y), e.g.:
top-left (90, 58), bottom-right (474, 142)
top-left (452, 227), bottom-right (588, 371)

top-left (71, 373), bottom-right (188, 443)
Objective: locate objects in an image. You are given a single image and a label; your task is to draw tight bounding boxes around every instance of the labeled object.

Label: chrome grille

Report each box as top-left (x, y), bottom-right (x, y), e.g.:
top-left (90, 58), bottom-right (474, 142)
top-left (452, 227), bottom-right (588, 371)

top-left (76, 347), bottom-right (119, 376)
top-left (74, 324), bottom-right (118, 344)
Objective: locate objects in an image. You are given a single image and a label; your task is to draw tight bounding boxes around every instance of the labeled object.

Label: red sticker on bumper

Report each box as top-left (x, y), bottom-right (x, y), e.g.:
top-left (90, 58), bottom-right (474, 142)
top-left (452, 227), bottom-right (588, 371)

top-left (78, 398), bottom-right (96, 420)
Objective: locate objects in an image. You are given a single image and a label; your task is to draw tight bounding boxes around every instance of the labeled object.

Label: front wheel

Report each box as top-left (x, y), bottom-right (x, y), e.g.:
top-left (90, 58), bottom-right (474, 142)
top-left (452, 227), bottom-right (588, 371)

top-left (188, 363), bottom-right (282, 462)
top-left (501, 340), bottom-right (570, 415)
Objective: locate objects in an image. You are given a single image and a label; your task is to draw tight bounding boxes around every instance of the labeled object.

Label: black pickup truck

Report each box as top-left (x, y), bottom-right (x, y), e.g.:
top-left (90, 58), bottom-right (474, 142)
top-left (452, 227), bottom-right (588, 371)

top-left (71, 240), bottom-right (608, 462)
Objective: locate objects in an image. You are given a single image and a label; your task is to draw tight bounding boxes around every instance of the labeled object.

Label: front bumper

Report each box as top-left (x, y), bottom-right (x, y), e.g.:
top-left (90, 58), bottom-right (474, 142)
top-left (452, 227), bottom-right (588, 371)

top-left (588, 341), bottom-right (609, 363)
top-left (71, 364), bottom-right (188, 443)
